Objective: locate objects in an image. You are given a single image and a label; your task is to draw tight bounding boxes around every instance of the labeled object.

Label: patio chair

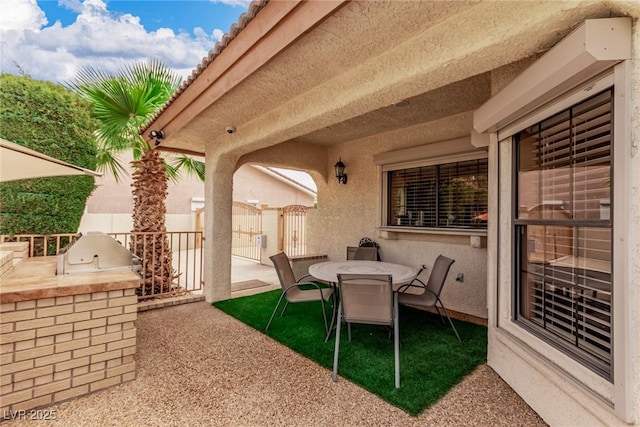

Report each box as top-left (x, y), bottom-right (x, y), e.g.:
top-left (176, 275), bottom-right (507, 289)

top-left (332, 273), bottom-right (400, 388)
top-left (346, 246), bottom-right (378, 261)
top-left (266, 252), bottom-right (334, 334)
top-left (397, 255), bottom-right (461, 341)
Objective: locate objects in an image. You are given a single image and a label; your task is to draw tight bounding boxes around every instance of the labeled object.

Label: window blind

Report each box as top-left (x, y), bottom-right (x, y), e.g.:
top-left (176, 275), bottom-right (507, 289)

top-left (516, 88), bottom-right (613, 378)
top-left (387, 159), bottom-right (488, 229)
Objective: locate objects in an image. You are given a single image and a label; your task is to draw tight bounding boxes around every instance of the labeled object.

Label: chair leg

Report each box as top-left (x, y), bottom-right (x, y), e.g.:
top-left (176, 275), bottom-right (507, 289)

top-left (325, 289), bottom-right (338, 342)
top-left (332, 301), bottom-right (343, 382)
top-left (347, 323), bottom-right (352, 342)
top-left (280, 300), bottom-right (289, 317)
top-left (266, 293), bottom-right (286, 331)
top-left (434, 306), bottom-right (447, 325)
top-left (394, 295), bottom-right (400, 388)
top-left (319, 296), bottom-right (329, 335)
top-left (438, 301), bottom-right (461, 341)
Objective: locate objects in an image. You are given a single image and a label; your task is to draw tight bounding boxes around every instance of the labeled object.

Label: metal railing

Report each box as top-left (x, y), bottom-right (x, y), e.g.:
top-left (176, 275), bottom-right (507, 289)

top-left (0, 231), bottom-right (203, 300)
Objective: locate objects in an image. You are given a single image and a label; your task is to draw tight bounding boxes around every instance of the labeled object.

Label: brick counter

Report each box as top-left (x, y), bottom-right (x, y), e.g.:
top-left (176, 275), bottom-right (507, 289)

top-left (0, 257), bottom-right (139, 413)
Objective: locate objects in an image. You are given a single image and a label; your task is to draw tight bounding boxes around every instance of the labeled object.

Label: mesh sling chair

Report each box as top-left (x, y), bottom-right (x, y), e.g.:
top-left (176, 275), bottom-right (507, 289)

top-left (397, 255), bottom-right (461, 341)
top-left (332, 273), bottom-right (400, 388)
top-left (358, 237), bottom-right (381, 261)
top-left (266, 252), bottom-right (334, 334)
top-left (346, 246), bottom-right (378, 261)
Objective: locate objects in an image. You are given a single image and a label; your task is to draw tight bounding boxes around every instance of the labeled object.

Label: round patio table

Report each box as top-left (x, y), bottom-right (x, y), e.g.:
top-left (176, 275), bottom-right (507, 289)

top-left (310, 261), bottom-right (418, 384)
top-left (309, 260), bottom-right (418, 289)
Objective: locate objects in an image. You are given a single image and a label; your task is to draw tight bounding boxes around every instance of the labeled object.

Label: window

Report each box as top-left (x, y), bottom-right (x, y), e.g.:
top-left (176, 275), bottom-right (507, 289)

top-left (514, 88), bottom-right (612, 379)
top-left (387, 159), bottom-right (488, 229)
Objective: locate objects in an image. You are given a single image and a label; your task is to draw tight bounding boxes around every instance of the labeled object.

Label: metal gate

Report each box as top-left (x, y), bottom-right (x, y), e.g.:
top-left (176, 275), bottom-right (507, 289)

top-left (232, 201), bottom-right (262, 261)
top-left (282, 204), bottom-right (307, 256)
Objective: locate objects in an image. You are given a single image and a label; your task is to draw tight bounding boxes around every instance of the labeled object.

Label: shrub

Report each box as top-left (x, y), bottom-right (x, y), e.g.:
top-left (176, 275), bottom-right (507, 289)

top-left (0, 73), bottom-right (98, 234)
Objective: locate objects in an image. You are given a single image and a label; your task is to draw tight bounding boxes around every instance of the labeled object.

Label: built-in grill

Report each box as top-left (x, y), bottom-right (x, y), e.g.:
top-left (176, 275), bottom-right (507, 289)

top-left (57, 232), bottom-right (141, 275)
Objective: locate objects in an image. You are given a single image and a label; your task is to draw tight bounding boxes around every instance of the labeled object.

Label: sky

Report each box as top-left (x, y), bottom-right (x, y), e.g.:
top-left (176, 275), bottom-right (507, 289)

top-left (0, 0), bottom-right (317, 190)
top-left (0, 0), bottom-right (251, 83)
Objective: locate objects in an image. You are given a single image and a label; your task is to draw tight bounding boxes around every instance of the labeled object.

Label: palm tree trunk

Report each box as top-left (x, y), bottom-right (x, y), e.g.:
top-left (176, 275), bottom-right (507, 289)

top-left (130, 149), bottom-right (175, 296)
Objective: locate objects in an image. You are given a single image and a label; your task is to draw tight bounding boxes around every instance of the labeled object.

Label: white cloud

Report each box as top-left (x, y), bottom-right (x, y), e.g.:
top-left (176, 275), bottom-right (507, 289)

top-left (0, 0), bottom-right (227, 83)
top-left (212, 28), bottom-right (225, 41)
top-left (0, 0), bottom-right (47, 31)
top-left (210, 0), bottom-right (252, 8)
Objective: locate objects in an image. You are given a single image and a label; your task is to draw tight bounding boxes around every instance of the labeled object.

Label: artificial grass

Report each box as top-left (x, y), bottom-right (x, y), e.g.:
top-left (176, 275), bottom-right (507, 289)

top-left (213, 290), bottom-right (487, 416)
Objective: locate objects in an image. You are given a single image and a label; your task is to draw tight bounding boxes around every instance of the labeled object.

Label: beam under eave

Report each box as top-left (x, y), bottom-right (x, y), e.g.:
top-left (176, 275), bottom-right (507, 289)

top-left (154, 146), bottom-right (205, 158)
top-left (143, 0), bottom-right (348, 152)
top-left (208, 1), bottom-right (618, 158)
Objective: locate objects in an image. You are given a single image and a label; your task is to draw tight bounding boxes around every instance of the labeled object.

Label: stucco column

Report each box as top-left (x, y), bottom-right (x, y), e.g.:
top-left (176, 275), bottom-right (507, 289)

top-left (203, 152), bottom-right (236, 303)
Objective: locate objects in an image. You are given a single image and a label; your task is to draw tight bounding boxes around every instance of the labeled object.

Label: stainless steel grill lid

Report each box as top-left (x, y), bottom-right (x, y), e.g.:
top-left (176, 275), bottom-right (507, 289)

top-left (57, 232), bottom-right (138, 275)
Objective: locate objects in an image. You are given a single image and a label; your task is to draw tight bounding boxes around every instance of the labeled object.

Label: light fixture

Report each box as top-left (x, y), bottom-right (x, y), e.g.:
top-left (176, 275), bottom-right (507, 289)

top-left (334, 157), bottom-right (347, 185)
top-left (149, 130), bottom-right (165, 146)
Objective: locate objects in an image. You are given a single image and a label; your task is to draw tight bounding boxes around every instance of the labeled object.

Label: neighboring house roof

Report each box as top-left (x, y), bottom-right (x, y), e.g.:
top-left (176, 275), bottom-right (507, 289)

top-left (253, 165), bottom-right (317, 198)
top-left (85, 162), bottom-right (315, 215)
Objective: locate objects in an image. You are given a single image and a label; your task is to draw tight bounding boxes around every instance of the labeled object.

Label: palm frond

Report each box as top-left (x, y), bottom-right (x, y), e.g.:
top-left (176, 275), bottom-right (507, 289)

top-left (167, 155), bottom-right (206, 182)
top-left (95, 145), bottom-right (128, 183)
top-left (164, 162), bottom-right (181, 184)
top-left (65, 59), bottom-right (183, 178)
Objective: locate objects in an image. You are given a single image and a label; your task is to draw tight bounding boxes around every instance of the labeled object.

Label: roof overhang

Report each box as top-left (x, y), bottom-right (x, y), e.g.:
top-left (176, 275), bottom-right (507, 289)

top-left (143, 1), bottom-right (634, 159)
top-left (143, 0), bottom-right (348, 153)
top-left (473, 17), bottom-right (632, 135)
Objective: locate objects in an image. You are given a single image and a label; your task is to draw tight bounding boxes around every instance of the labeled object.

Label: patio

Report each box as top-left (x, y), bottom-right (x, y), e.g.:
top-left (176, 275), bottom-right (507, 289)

top-left (2, 301), bottom-right (545, 426)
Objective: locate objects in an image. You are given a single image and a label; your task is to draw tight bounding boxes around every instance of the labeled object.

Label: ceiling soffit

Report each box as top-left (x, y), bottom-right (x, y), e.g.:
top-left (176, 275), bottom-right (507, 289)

top-left (150, 0), bottom-right (478, 154)
top-left (298, 73), bottom-right (491, 146)
top-left (151, 1), bottom-right (617, 156)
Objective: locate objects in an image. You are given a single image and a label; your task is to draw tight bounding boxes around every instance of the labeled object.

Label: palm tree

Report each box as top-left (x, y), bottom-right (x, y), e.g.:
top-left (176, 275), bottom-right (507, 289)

top-left (67, 59), bottom-right (204, 297)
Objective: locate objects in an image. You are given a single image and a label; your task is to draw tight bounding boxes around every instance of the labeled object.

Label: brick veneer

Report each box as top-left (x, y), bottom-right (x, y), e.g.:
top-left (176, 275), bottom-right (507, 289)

top-left (0, 288), bottom-right (137, 413)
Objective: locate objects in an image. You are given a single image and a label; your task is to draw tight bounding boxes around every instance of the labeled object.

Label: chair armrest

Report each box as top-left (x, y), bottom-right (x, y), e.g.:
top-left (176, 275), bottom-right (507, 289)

top-left (283, 281), bottom-right (327, 294)
top-left (297, 274), bottom-right (331, 286)
top-left (396, 278), bottom-right (427, 294)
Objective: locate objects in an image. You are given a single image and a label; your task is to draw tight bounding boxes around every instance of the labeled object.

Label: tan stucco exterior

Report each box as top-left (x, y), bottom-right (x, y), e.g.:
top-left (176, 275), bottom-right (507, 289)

top-left (80, 155), bottom-right (314, 233)
top-left (143, 1), bottom-right (640, 425)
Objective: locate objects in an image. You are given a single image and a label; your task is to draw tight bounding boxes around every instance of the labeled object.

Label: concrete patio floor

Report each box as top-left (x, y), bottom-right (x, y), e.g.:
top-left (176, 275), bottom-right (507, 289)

top-left (173, 251), bottom-right (280, 298)
top-left (230, 256), bottom-right (280, 297)
top-left (1, 256), bottom-right (546, 425)
top-left (2, 300), bottom-right (546, 427)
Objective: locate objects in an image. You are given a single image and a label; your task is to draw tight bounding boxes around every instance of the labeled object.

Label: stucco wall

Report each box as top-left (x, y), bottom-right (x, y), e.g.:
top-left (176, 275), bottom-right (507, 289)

top-left (78, 214), bottom-right (196, 235)
top-left (85, 158), bottom-right (312, 217)
top-left (305, 112), bottom-right (488, 319)
top-left (233, 166), bottom-right (315, 207)
top-left (81, 160), bottom-right (313, 234)
top-left (631, 18), bottom-right (640, 422)
top-left (85, 153), bottom-right (204, 215)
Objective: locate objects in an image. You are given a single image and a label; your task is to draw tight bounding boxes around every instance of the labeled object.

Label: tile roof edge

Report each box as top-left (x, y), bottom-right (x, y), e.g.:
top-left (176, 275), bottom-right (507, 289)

top-left (140, 0), bottom-right (269, 134)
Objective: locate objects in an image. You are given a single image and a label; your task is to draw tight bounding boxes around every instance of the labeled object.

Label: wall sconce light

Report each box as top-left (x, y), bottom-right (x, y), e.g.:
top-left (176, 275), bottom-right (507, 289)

top-left (334, 157), bottom-right (347, 185)
top-left (149, 130), bottom-right (165, 146)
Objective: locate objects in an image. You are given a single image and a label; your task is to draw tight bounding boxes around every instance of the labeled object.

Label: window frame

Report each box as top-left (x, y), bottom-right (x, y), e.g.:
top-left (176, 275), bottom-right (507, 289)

top-left (476, 18), bottom-right (633, 419)
top-left (511, 76), bottom-right (615, 381)
top-left (377, 138), bottom-right (489, 237)
top-left (511, 85), bottom-right (614, 379)
top-left (485, 60), bottom-right (634, 417)
top-left (384, 158), bottom-right (489, 231)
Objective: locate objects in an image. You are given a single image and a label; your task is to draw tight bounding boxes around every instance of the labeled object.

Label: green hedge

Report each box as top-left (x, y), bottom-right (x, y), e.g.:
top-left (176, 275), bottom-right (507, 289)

top-left (0, 74), bottom-right (98, 234)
